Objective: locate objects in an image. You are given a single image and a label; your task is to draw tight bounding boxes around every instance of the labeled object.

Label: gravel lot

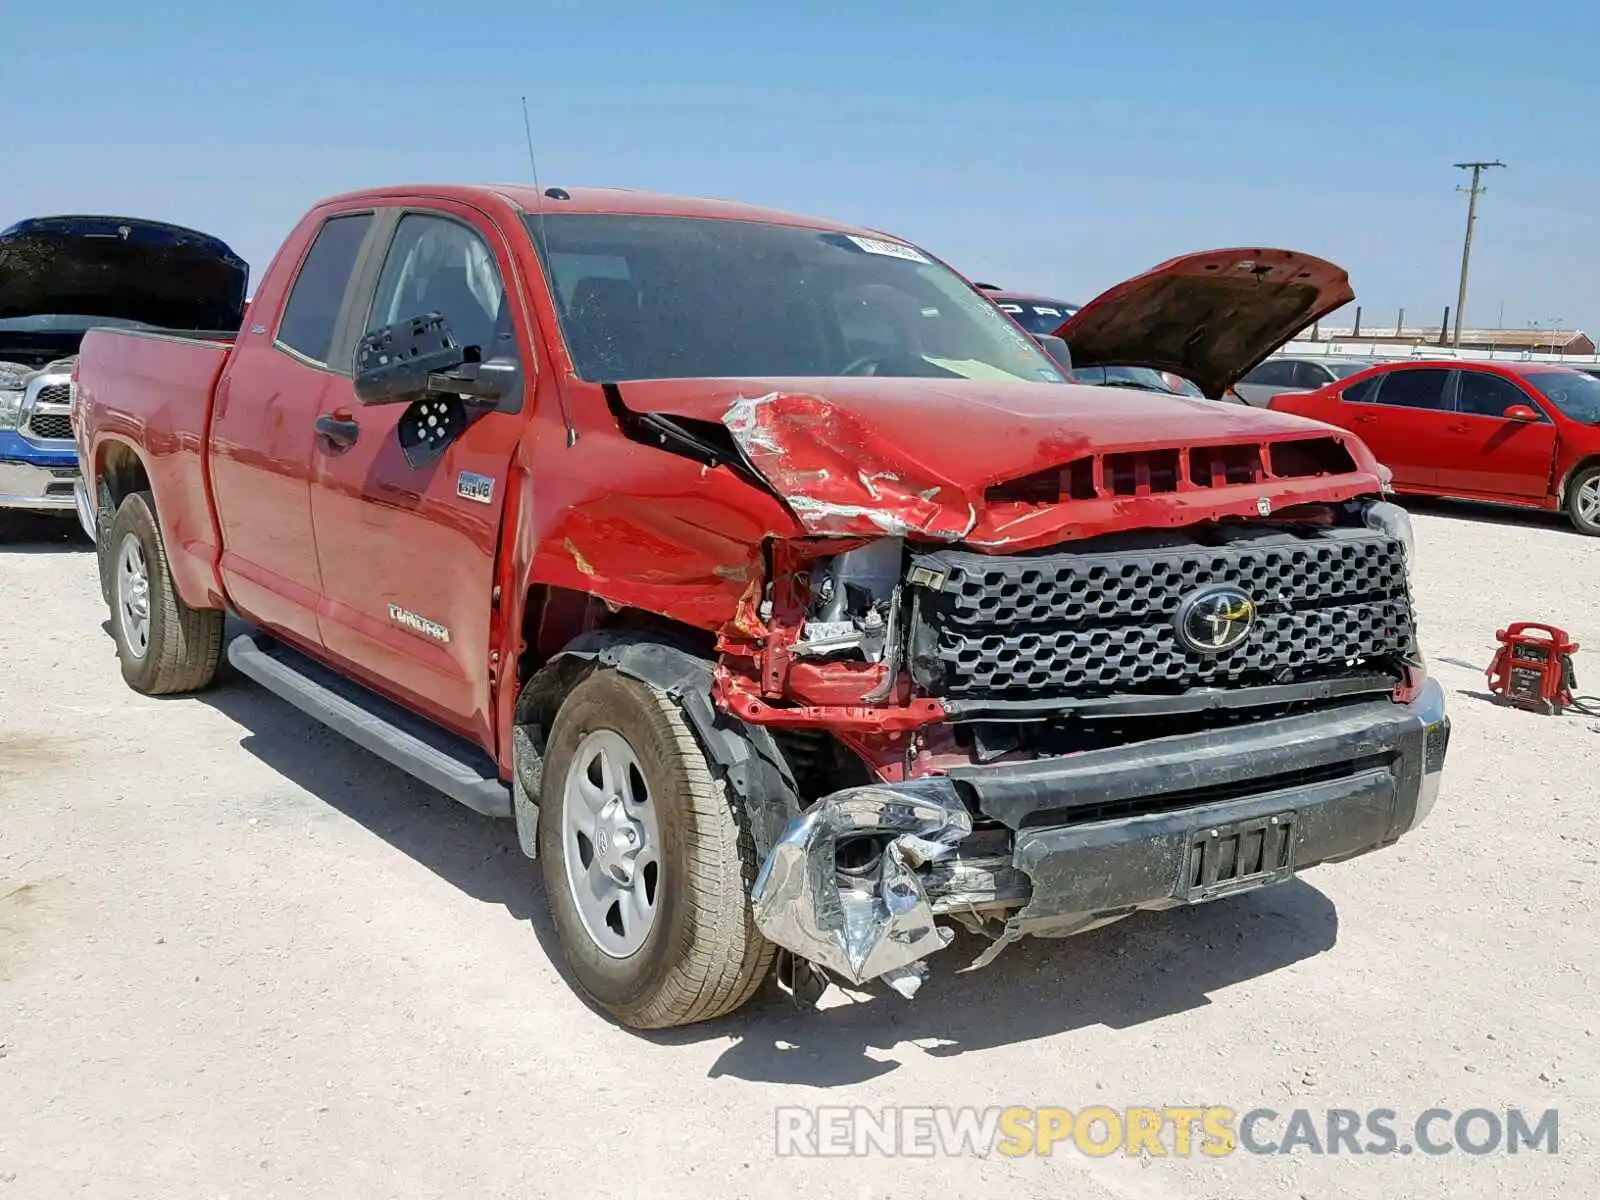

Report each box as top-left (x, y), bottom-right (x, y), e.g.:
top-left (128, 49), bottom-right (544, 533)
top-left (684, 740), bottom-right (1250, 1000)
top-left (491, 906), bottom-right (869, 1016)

top-left (2, 501), bottom-right (1596, 1200)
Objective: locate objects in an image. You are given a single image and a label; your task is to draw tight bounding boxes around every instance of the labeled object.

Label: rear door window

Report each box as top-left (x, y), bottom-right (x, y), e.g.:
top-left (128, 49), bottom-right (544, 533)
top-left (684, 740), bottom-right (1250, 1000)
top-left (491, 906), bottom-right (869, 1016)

top-left (1372, 368), bottom-right (1450, 410)
top-left (276, 213), bottom-right (373, 366)
top-left (1341, 376), bottom-right (1380, 404)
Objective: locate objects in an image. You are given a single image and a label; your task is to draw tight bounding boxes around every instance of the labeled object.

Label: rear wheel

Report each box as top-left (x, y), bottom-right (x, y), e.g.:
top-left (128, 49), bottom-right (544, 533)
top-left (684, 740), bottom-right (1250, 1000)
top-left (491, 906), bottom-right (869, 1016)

top-left (107, 491), bottom-right (225, 695)
top-left (1567, 466), bottom-right (1600, 536)
top-left (536, 668), bottom-right (774, 1029)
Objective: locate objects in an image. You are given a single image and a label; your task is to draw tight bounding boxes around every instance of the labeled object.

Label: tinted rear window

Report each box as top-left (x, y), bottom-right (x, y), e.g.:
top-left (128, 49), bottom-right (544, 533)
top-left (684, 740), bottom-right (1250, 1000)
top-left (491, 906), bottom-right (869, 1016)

top-left (277, 214), bottom-right (372, 364)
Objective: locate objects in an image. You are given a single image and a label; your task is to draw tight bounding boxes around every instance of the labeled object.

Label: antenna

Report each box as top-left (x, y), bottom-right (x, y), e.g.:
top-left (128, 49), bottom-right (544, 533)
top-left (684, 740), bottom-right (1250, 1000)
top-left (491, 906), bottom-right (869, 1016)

top-left (521, 95), bottom-right (577, 447)
top-left (520, 95), bottom-right (541, 190)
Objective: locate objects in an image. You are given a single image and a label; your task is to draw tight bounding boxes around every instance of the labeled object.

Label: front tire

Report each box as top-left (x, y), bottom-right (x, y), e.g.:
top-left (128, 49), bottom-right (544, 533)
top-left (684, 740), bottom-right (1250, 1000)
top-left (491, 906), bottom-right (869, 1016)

top-left (1566, 466), bottom-right (1600, 536)
top-left (537, 668), bottom-right (774, 1029)
top-left (107, 491), bottom-right (225, 695)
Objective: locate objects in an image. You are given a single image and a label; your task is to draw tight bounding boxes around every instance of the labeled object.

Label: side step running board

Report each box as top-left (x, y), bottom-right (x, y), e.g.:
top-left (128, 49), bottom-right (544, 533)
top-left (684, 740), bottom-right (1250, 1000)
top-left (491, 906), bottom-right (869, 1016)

top-left (227, 633), bottom-right (512, 819)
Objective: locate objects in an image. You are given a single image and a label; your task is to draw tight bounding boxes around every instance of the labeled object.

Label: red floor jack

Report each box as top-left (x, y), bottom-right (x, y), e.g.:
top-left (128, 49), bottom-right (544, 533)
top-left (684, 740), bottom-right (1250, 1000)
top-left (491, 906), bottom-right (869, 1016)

top-left (1485, 623), bottom-right (1598, 715)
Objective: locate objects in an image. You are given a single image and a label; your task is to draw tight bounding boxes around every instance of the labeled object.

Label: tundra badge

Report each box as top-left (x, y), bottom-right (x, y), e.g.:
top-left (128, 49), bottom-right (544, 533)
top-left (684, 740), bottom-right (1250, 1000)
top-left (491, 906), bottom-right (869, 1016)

top-left (388, 604), bottom-right (451, 644)
top-left (457, 471), bottom-right (495, 504)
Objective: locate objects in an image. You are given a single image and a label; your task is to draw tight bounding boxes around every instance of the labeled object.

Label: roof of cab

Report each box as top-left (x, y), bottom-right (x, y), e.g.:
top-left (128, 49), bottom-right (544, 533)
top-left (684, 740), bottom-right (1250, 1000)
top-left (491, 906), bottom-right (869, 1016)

top-left (311, 183), bottom-right (890, 238)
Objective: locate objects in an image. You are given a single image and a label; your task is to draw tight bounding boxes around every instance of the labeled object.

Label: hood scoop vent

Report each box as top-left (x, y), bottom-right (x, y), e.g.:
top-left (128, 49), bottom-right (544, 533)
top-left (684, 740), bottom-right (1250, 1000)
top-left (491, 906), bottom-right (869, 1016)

top-left (986, 437), bottom-right (1356, 507)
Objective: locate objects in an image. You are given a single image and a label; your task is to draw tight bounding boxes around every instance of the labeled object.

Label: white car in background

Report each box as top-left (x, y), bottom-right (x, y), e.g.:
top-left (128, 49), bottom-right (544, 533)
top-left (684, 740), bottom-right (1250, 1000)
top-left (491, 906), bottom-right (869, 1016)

top-left (1233, 356), bottom-right (1374, 406)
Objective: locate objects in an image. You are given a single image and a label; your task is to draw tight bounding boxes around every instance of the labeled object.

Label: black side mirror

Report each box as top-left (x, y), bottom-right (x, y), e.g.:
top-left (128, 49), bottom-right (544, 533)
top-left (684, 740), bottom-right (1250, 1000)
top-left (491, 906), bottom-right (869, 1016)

top-left (1034, 333), bottom-right (1073, 375)
top-left (354, 314), bottom-right (467, 404)
top-left (353, 314), bottom-right (518, 407)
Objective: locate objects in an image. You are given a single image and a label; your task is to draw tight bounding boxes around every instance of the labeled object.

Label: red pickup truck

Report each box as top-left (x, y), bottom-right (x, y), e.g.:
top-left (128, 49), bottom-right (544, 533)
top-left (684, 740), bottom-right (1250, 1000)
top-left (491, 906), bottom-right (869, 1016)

top-left (74, 185), bottom-right (1450, 1028)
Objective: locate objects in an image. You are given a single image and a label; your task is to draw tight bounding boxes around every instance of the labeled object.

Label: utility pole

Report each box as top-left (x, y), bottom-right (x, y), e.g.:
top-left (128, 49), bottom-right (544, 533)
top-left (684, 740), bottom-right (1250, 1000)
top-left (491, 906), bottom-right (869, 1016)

top-left (1452, 160), bottom-right (1505, 346)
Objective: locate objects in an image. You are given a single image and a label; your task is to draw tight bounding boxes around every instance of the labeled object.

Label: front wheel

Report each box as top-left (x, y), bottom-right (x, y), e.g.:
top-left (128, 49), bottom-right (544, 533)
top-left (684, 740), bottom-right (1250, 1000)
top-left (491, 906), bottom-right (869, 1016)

top-left (1566, 466), bottom-right (1600, 536)
top-left (536, 667), bottom-right (774, 1029)
top-left (107, 491), bottom-right (225, 695)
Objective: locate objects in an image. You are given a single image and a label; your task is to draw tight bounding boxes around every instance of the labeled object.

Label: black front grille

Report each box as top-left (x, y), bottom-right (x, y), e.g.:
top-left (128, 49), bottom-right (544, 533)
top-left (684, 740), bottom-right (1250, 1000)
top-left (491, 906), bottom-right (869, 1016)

top-left (907, 526), bottom-right (1415, 700)
top-left (26, 412), bottom-right (72, 440)
top-left (35, 383), bottom-right (70, 405)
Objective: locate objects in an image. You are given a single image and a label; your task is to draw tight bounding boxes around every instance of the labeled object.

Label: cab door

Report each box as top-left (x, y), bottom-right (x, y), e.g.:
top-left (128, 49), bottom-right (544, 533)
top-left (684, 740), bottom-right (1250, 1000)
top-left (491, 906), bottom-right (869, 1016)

top-left (1433, 369), bottom-right (1557, 499)
top-left (1333, 367), bottom-right (1453, 490)
top-left (209, 210), bottom-right (377, 648)
top-left (307, 204), bottom-right (532, 748)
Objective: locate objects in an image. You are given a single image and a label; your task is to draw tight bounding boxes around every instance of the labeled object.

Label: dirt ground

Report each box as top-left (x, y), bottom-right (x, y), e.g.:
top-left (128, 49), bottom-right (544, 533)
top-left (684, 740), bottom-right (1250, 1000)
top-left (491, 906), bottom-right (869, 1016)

top-left (1, 500), bottom-right (1596, 1200)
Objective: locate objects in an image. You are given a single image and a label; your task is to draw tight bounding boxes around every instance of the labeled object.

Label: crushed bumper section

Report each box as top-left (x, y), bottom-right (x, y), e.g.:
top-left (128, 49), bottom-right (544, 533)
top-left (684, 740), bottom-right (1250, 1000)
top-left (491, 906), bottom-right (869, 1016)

top-left (750, 778), bottom-right (972, 999)
top-left (752, 677), bottom-right (1449, 996)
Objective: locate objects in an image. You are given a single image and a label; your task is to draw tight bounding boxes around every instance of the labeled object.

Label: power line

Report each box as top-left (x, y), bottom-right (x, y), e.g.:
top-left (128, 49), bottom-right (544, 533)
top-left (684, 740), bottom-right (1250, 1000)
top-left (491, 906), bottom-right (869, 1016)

top-left (1451, 160), bottom-right (1505, 346)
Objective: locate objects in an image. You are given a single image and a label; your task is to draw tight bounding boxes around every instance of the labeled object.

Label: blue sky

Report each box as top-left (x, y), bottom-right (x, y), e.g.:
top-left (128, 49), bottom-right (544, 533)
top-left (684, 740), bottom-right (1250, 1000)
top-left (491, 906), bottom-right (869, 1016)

top-left (5, 0), bottom-right (1598, 333)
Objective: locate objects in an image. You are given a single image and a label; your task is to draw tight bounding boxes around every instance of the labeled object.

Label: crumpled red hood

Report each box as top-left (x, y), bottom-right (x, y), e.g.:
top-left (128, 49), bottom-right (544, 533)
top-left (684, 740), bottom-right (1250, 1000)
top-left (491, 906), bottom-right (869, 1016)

top-left (612, 375), bottom-right (1384, 550)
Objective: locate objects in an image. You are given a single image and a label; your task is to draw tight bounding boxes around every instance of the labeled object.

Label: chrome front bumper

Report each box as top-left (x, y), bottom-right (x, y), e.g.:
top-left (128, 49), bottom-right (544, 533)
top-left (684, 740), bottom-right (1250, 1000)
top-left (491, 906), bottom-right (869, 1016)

top-left (0, 458), bottom-right (79, 513)
top-left (752, 677), bottom-right (1450, 997)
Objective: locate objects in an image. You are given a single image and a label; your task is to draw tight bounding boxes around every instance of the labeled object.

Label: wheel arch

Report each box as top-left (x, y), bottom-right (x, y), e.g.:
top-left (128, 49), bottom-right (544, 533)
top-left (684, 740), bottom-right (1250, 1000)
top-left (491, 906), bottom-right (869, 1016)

top-left (509, 628), bottom-right (803, 866)
top-left (95, 437), bottom-right (153, 512)
top-left (1556, 454), bottom-right (1600, 506)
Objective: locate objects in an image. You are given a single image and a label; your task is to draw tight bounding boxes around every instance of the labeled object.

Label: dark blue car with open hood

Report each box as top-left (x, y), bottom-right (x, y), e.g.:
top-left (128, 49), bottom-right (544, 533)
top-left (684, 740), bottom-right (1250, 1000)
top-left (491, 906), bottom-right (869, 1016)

top-left (0, 214), bottom-right (247, 527)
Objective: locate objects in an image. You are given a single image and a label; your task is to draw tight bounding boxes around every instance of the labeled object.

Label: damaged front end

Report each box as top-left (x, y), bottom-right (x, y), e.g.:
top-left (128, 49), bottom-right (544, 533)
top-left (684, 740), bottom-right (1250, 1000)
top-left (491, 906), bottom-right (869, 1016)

top-left (750, 778), bottom-right (970, 1000)
top-left (702, 392), bottom-right (1449, 1005)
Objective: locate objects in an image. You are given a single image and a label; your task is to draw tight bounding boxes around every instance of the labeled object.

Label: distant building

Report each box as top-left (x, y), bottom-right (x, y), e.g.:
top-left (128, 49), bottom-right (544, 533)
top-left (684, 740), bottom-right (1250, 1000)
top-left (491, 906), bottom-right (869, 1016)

top-left (1312, 326), bottom-right (1595, 355)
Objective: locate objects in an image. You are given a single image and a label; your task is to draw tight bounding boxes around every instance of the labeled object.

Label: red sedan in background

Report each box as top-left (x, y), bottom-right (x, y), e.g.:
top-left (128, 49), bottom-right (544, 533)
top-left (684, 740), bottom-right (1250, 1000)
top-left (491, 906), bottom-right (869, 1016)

top-left (1268, 360), bottom-right (1600, 534)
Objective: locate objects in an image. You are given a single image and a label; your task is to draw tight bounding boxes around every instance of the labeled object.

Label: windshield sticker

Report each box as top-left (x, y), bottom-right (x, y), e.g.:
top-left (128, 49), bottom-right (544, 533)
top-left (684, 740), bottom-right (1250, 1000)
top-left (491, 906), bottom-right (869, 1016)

top-left (846, 235), bottom-right (930, 264)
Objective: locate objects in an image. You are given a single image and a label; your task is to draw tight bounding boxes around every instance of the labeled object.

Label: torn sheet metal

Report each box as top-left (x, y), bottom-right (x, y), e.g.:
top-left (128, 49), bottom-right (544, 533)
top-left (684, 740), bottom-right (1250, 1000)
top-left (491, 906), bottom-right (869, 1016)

top-left (750, 777), bottom-right (972, 996)
top-left (724, 392), bottom-right (977, 541)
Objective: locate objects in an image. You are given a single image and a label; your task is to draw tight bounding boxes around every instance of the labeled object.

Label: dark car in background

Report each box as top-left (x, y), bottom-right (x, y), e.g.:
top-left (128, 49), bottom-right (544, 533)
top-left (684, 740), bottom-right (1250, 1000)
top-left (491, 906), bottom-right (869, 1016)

top-left (0, 215), bottom-right (248, 529)
top-left (977, 286), bottom-right (1081, 336)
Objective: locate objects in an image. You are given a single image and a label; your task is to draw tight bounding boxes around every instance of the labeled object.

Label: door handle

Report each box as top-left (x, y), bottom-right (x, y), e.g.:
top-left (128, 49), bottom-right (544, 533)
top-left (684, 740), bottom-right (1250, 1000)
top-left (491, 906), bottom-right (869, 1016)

top-left (315, 411), bottom-right (360, 448)
top-left (1446, 423), bottom-right (1470, 433)
top-left (1353, 413), bottom-right (1378, 424)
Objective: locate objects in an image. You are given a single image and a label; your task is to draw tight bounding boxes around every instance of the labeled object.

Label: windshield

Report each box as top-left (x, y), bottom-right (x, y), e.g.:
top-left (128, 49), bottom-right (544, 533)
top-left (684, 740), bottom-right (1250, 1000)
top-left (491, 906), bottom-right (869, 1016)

top-left (1326, 362), bottom-right (1371, 379)
top-left (524, 214), bottom-right (1066, 385)
top-left (993, 298), bottom-right (1081, 336)
top-left (1069, 365), bottom-right (1176, 392)
top-left (1526, 371), bottom-right (1600, 424)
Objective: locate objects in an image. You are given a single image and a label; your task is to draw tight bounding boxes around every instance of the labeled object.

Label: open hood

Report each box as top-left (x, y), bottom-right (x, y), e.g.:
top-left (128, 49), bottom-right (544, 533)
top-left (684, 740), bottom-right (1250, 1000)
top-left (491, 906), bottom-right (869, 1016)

top-left (607, 375), bottom-right (1384, 550)
top-left (0, 215), bottom-right (249, 332)
top-left (1052, 248), bottom-right (1354, 399)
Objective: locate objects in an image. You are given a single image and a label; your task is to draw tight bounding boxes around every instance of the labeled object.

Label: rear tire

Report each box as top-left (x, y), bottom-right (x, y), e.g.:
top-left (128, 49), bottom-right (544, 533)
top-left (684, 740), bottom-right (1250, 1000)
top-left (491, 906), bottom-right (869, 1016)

top-left (537, 668), bottom-right (774, 1029)
top-left (107, 491), bottom-right (225, 695)
top-left (1566, 466), bottom-right (1600, 536)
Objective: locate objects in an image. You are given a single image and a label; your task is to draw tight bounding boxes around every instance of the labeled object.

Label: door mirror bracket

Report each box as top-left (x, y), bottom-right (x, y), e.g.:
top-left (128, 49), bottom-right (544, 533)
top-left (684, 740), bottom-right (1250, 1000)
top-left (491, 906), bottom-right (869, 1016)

top-left (353, 314), bottom-right (518, 408)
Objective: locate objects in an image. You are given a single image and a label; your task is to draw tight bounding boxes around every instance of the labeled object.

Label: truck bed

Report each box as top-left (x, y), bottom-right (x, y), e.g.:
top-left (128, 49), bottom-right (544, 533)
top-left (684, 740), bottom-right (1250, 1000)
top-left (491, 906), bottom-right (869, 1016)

top-left (76, 327), bottom-right (236, 610)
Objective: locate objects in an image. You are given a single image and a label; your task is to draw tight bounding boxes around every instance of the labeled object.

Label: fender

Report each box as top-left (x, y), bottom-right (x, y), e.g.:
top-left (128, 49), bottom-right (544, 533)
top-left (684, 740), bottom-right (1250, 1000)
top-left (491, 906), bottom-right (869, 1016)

top-left (509, 631), bottom-right (804, 863)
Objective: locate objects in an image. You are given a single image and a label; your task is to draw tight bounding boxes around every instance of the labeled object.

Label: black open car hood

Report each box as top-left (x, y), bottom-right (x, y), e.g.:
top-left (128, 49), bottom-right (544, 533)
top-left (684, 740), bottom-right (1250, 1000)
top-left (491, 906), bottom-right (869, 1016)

top-left (1053, 248), bottom-right (1354, 399)
top-left (0, 214), bottom-right (249, 332)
